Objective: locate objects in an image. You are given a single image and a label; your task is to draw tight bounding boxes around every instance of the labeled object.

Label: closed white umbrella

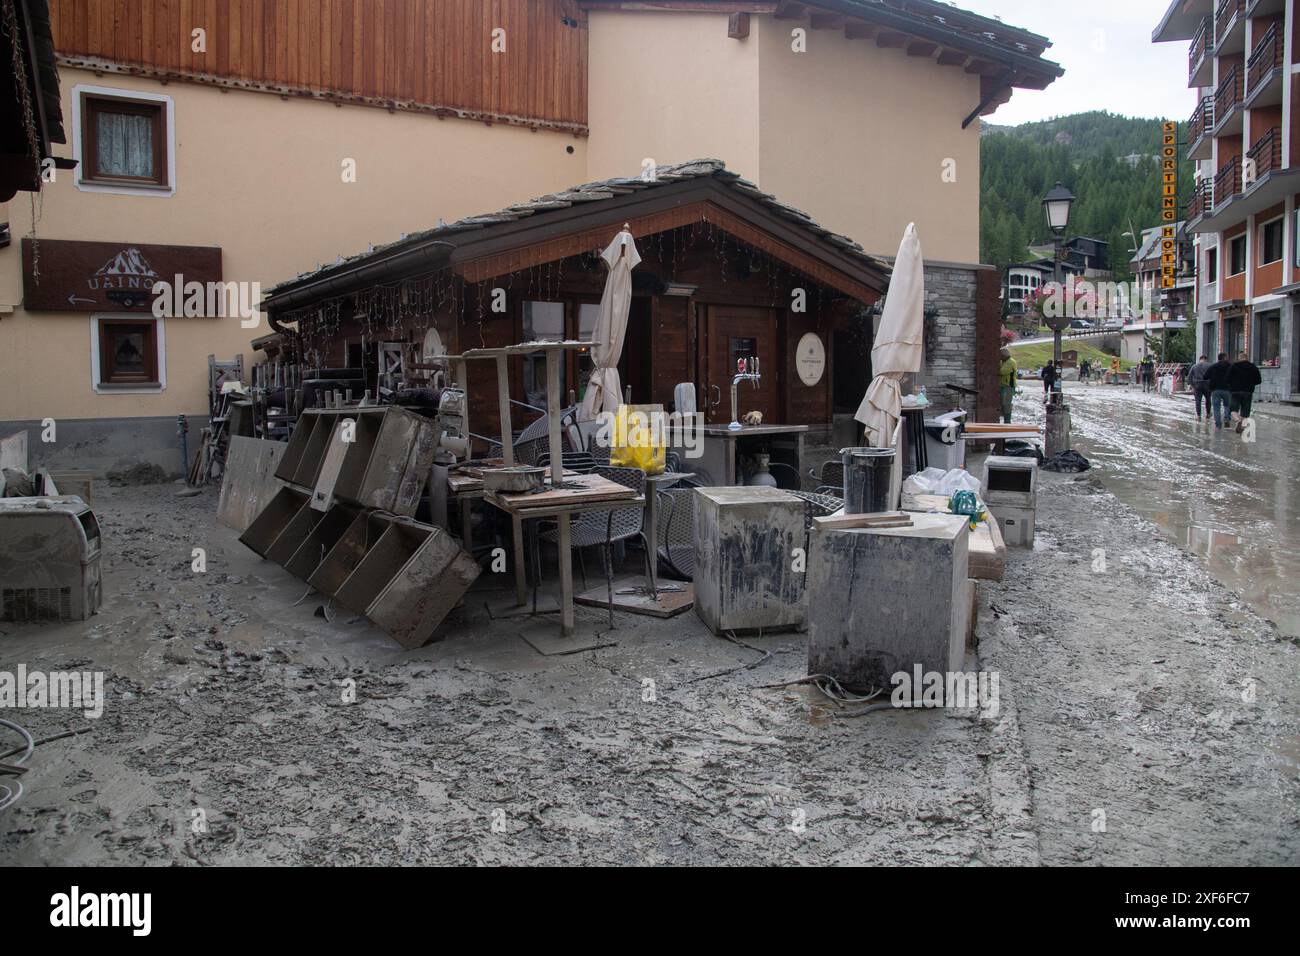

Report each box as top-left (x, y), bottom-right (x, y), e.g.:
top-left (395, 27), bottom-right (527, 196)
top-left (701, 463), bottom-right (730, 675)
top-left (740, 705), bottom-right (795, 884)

top-left (579, 224), bottom-right (641, 420)
top-left (855, 223), bottom-right (924, 446)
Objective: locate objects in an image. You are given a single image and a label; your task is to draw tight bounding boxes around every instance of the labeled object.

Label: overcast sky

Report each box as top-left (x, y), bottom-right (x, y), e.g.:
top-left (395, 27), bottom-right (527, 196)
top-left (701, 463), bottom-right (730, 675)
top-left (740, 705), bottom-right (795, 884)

top-left (955, 0), bottom-right (1193, 126)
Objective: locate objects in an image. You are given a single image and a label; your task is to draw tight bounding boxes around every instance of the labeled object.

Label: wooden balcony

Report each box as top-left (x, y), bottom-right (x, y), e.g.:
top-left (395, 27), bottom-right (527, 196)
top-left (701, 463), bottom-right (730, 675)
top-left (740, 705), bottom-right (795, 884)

top-left (1214, 64), bottom-right (1242, 133)
top-left (1214, 157), bottom-right (1243, 208)
top-left (1247, 126), bottom-right (1282, 181)
top-left (1189, 16), bottom-right (1213, 87)
top-left (1186, 179), bottom-right (1213, 222)
top-left (1188, 96), bottom-right (1214, 159)
top-left (1246, 23), bottom-right (1284, 106)
top-left (1215, 0), bottom-right (1247, 52)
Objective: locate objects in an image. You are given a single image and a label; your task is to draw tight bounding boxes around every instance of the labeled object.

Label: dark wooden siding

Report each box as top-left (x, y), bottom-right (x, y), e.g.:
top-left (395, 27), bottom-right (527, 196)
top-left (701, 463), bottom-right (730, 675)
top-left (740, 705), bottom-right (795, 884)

top-left (50, 0), bottom-right (589, 131)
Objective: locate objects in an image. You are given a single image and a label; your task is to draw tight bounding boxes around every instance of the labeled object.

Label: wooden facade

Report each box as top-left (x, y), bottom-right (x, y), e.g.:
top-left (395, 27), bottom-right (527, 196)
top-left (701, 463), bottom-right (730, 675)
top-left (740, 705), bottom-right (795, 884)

top-left (261, 168), bottom-right (887, 443)
top-left (49, 0), bottom-right (589, 131)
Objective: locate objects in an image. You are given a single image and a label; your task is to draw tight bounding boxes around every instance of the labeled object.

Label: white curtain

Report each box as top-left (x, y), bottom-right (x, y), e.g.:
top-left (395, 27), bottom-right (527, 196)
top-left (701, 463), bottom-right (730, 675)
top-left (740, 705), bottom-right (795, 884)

top-left (96, 112), bottom-right (154, 178)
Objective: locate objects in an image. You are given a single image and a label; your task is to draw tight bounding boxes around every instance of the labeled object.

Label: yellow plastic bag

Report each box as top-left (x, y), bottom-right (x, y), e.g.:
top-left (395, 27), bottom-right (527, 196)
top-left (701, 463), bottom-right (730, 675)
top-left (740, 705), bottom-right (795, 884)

top-left (609, 404), bottom-right (665, 475)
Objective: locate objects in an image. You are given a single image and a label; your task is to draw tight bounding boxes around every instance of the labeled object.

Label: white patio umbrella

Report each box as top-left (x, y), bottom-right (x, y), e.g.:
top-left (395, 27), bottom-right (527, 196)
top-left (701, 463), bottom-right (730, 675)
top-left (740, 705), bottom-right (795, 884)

top-left (855, 223), bottom-right (924, 446)
top-left (579, 224), bottom-right (641, 420)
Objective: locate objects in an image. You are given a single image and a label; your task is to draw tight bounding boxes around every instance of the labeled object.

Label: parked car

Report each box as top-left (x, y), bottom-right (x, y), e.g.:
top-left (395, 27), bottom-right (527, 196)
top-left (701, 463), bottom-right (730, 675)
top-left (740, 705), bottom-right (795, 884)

top-left (1068, 319), bottom-right (1092, 330)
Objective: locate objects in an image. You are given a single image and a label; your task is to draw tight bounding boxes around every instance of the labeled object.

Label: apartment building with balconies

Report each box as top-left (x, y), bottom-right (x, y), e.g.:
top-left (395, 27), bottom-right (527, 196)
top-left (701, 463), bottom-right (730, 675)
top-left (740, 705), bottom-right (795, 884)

top-left (1156, 0), bottom-right (1297, 401)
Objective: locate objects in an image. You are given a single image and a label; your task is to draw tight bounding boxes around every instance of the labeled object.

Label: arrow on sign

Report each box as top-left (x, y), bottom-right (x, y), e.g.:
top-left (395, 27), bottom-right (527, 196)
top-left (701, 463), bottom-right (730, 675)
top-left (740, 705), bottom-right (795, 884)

top-left (67, 294), bottom-right (95, 306)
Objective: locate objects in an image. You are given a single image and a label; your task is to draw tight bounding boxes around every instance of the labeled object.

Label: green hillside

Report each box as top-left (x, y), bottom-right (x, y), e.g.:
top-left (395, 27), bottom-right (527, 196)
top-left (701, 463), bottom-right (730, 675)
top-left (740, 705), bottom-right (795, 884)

top-left (980, 111), bottom-right (1195, 281)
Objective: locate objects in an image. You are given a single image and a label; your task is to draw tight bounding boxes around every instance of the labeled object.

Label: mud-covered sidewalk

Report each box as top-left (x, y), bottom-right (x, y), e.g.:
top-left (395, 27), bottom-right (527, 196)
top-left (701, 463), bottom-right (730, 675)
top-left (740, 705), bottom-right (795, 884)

top-left (0, 471), bottom-right (1296, 865)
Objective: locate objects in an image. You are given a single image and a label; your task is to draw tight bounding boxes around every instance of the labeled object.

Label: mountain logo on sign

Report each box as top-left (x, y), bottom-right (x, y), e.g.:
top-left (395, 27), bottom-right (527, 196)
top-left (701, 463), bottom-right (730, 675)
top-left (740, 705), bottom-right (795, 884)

top-left (88, 248), bottom-right (159, 291)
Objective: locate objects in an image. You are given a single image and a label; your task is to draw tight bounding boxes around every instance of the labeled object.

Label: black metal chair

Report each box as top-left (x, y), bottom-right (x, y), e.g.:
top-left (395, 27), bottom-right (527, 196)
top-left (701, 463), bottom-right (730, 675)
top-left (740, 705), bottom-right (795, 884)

top-left (537, 450), bottom-right (598, 474)
top-left (537, 465), bottom-right (648, 625)
top-left (655, 477), bottom-right (703, 580)
top-left (810, 459), bottom-right (844, 497)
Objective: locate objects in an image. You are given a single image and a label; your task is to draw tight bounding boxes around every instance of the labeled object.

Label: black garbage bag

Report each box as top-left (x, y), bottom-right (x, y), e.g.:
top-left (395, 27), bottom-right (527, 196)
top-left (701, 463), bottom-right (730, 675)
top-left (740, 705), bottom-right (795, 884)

top-left (1041, 449), bottom-right (1091, 473)
top-left (1002, 440), bottom-right (1044, 461)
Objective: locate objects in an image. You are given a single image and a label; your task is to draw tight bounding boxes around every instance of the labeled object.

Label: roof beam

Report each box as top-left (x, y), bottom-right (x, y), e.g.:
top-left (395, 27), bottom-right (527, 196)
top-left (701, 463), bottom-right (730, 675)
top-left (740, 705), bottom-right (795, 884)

top-left (964, 58), bottom-right (1004, 77)
top-left (774, 1), bottom-right (807, 19)
top-left (906, 40), bottom-right (939, 57)
top-left (936, 48), bottom-right (970, 66)
top-left (843, 20), bottom-right (877, 40)
top-left (728, 12), bottom-right (750, 38)
top-left (809, 12), bottom-right (844, 30)
top-left (876, 31), bottom-right (908, 49)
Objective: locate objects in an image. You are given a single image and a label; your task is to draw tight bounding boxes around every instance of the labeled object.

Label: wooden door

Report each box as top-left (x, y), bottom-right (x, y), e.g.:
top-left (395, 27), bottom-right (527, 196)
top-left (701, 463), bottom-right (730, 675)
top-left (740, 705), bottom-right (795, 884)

top-left (704, 306), bottom-right (779, 425)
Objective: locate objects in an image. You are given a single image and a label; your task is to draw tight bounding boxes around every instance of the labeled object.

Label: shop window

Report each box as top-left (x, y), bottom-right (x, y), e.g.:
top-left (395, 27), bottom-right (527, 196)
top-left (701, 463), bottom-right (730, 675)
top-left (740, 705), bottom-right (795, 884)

top-left (1228, 235), bottom-right (1247, 276)
top-left (1223, 315), bottom-right (1245, 358)
top-left (1260, 218), bottom-right (1283, 265)
top-left (81, 92), bottom-right (169, 187)
top-left (94, 317), bottom-right (162, 389)
top-left (1256, 310), bottom-right (1281, 367)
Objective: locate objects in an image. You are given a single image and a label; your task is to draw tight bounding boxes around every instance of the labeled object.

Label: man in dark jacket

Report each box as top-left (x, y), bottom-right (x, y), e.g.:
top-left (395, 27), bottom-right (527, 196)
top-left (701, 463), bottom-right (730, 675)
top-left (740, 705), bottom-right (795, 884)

top-left (1188, 354), bottom-right (1212, 422)
top-left (1041, 362), bottom-right (1056, 399)
top-left (1227, 351), bottom-right (1262, 428)
top-left (1206, 352), bottom-right (1233, 429)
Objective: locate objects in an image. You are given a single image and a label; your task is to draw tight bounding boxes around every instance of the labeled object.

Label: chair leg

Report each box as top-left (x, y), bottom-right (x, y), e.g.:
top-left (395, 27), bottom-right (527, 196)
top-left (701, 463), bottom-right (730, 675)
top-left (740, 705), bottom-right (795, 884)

top-left (602, 542), bottom-right (614, 628)
top-left (578, 547), bottom-right (588, 590)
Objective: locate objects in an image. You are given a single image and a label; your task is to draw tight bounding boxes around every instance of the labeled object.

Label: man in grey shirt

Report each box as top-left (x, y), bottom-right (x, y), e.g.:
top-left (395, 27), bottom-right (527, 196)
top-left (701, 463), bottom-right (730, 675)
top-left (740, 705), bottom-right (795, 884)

top-left (1188, 354), bottom-right (1212, 423)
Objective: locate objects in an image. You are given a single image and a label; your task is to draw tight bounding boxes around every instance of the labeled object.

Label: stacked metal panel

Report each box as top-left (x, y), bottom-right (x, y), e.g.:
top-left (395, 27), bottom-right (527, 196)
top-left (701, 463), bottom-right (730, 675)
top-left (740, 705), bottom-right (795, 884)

top-left (240, 407), bottom-right (479, 648)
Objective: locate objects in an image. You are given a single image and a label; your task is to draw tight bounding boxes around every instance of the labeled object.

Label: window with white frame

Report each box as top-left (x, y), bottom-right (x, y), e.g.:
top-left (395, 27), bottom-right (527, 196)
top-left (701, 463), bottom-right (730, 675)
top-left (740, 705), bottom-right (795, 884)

top-left (91, 315), bottom-right (166, 392)
top-left (1260, 217), bottom-right (1284, 265)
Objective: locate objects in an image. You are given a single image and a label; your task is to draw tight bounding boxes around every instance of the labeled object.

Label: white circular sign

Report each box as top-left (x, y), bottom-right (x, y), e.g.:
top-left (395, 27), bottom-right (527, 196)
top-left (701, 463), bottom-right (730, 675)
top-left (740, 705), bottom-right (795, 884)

top-left (796, 332), bottom-right (826, 386)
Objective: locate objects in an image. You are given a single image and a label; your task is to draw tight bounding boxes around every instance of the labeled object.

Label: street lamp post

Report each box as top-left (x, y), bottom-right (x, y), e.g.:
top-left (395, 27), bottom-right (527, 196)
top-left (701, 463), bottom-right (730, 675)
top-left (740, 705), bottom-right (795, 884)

top-left (1042, 181), bottom-right (1075, 456)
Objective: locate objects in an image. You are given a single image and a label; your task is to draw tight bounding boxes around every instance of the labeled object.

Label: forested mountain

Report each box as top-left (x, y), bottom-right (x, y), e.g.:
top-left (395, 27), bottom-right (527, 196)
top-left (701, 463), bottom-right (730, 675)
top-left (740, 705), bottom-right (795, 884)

top-left (980, 111), bottom-right (1194, 280)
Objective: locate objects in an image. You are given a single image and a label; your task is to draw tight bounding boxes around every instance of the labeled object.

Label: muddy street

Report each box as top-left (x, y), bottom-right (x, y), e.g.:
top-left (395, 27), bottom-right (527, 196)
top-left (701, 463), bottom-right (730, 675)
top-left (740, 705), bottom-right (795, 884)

top-left (1, 466), bottom-right (1296, 866)
top-left (1014, 382), bottom-right (1300, 638)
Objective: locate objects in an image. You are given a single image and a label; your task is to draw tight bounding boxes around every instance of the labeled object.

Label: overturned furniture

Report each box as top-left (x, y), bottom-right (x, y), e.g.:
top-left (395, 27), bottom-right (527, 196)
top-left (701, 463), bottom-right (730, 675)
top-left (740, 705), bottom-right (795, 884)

top-left (806, 512), bottom-right (969, 691)
top-left (0, 497), bottom-right (103, 623)
top-left (238, 405), bottom-right (479, 648)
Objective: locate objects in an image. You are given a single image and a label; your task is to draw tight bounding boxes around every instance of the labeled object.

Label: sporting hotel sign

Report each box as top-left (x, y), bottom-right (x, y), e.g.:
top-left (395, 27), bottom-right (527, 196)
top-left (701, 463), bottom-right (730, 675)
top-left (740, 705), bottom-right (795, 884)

top-left (1160, 121), bottom-right (1177, 291)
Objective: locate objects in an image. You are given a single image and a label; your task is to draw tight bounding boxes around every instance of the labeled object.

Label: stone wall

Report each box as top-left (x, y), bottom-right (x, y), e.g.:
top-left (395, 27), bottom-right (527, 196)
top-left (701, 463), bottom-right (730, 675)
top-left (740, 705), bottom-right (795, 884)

top-left (920, 263), bottom-right (981, 412)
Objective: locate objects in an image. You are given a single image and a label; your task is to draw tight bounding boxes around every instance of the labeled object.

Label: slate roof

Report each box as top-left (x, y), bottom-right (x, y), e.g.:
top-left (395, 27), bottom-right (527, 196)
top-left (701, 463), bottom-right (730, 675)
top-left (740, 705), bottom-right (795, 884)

top-left (266, 159), bottom-right (888, 300)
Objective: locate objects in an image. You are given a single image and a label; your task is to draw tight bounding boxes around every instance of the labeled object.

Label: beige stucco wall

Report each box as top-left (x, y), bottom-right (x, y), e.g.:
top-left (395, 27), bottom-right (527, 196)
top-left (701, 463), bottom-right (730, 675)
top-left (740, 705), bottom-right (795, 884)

top-left (585, 11), bottom-right (762, 184)
top-left (586, 11), bottom-right (983, 264)
top-left (0, 67), bottom-right (586, 422)
top-left (754, 17), bottom-right (982, 263)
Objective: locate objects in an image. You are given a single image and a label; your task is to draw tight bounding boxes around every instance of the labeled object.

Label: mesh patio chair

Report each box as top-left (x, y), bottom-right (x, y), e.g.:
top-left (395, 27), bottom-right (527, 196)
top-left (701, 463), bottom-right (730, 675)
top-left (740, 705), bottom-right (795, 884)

top-left (811, 459), bottom-right (844, 497)
top-left (537, 465), bottom-right (648, 625)
top-left (536, 450), bottom-right (598, 474)
top-left (655, 478), bottom-right (703, 580)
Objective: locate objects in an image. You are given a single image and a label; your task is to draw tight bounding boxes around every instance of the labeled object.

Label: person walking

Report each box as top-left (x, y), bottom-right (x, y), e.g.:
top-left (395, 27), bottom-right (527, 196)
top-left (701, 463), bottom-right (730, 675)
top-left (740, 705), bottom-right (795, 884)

top-left (1079, 358), bottom-right (1091, 384)
top-left (1206, 351), bottom-right (1233, 429)
top-left (998, 348), bottom-right (1018, 424)
top-left (1227, 350), bottom-right (1262, 431)
top-left (1109, 355), bottom-right (1121, 385)
top-left (1188, 354), bottom-right (1212, 423)
top-left (1041, 361), bottom-right (1057, 400)
top-left (1140, 354), bottom-right (1155, 393)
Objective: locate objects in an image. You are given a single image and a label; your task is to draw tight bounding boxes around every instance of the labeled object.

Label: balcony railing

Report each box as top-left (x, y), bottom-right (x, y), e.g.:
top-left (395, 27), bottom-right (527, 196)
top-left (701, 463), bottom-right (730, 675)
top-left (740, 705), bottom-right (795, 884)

top-left (1189, 16), bottom-right (1212, 81)
top-left (1215, 64), bottom-right (1242, 124)
top-left (1216, 0), bottom-right (1245, 42)
top-left (1215, 157), bottom-right (1244, 207)
top-left (1187, 179), bottom-right (1213, 221)
top-left (1247, 126), bottom-right (1282, 180)
top-left (1188, 96), bottom-right (1214, 144)
top-left (1247, 23), bottom-right (1282, 93)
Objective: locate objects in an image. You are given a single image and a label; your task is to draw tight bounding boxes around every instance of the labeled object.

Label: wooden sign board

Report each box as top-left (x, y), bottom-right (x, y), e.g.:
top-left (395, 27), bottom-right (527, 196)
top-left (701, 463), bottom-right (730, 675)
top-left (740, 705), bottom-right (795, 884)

top-left (21, 238), bottom-right (222, 313)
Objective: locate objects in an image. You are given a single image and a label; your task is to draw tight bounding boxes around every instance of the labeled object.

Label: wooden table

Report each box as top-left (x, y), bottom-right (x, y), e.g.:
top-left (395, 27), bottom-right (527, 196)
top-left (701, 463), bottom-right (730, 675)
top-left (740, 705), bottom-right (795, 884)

top-left (486, 472), bottom-right (643, 636)
top-left (453, 339), bottom-right (597, 605)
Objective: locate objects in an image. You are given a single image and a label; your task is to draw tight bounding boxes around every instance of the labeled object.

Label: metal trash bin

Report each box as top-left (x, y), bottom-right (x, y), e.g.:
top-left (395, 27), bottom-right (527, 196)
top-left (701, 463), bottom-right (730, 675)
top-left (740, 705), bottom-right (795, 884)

top-left (0, 496), bottom-right (103, 622)
top-left (840, 447), bottom-right (894, 514)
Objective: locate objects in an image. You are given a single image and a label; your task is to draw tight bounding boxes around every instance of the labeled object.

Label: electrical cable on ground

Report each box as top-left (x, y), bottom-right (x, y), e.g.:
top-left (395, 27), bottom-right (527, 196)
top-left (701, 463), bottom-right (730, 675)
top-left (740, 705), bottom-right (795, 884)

top-left (0, 718), bottom-right (35, 813)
